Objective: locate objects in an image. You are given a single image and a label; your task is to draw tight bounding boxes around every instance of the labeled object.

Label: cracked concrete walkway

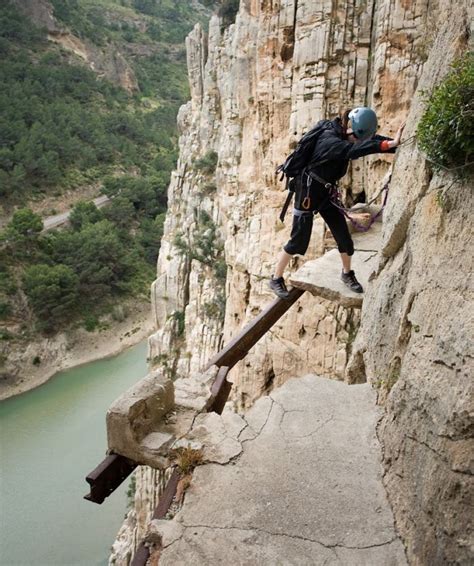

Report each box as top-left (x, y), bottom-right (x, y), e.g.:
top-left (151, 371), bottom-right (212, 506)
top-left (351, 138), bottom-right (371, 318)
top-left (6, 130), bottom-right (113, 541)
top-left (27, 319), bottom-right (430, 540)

top-left (158, 375), bottom-right (407, 565)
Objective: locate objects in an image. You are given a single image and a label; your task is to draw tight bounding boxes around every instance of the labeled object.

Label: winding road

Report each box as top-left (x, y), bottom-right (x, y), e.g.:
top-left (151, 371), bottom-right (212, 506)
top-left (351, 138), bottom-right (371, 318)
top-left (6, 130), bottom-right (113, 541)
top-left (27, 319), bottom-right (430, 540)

top-left (41, 194), bottom-right (110, 232)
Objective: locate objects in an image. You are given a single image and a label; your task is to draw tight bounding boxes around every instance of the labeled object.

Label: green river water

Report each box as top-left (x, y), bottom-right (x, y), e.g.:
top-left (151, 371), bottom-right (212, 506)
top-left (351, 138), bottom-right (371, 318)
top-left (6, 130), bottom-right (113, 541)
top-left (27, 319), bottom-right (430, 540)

top-left (0, 340), bottom-right (148, 566)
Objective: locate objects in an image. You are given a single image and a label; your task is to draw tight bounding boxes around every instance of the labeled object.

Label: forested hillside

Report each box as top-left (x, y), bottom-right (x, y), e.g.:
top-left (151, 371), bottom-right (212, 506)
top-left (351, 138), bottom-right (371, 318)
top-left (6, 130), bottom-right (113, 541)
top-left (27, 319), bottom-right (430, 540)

top-left (0, 0), bottom-right (218, 346)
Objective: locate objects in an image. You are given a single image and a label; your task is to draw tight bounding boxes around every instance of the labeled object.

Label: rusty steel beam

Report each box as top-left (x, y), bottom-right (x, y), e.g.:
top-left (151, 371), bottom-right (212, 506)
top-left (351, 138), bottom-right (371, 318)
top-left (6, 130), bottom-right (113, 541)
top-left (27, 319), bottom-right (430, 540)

top-left (207, 366), bottom-right (232, 415)
top-left (130, 543), bottom-right (150, 566)
top-left (131, 469), bottom-right (181, 566)
top-left (152, 468), bottom-right (180, 520)
top-left (206, 287), bottom-right (305, 370)
top-left (84, 453), bottom-right (137, 504)
top-left (85, 290), bottom-right (304, 507)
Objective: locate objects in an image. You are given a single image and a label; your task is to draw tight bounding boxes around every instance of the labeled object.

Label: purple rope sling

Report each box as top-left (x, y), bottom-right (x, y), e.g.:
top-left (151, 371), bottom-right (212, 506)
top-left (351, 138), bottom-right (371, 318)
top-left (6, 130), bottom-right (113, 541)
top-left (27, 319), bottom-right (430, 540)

top-left (328, 175), bottom-right (391, 232)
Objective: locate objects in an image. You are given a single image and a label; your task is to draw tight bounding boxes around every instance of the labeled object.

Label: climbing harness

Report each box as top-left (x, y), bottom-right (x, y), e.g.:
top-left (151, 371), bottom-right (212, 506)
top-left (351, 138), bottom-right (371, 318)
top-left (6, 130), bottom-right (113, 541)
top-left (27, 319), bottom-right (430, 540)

top-left (306, 170), bottom-right (391, 232)
top-left (327, 175), bottom-right (390, 232)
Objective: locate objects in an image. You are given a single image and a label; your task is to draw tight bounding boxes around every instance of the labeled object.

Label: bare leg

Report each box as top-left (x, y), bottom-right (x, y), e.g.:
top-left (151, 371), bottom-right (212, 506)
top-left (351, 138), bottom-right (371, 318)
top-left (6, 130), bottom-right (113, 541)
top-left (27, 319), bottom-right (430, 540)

top-left (341, 252), bottom-right (351, 273)
top-left (274, 249), bottom-right (293, 278)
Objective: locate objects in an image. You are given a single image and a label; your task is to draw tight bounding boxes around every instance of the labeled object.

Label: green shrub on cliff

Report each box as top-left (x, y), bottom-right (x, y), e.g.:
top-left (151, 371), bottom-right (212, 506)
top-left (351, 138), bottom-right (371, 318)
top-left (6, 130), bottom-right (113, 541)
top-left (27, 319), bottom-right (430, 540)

top-left (2, 209), bottom-right (43, 259)
top-left (417, 53), bottom-right (474, 170)
top-left (69, 201), bottom-right (104, 230)
top-left (193, 151), bottom-right (218, 175)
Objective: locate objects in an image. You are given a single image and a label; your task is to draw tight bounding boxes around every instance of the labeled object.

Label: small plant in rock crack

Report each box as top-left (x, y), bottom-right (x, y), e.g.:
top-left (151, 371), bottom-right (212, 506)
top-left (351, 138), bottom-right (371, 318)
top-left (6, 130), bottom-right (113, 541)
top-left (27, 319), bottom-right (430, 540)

top-left (435, 189), bottom-right (447, 210)
top-left (126, 473), bottom-right (136, 509)
top-left (171, 445), bottom-right (204, 475)
top-left (169, 310), bottom-right (185, 337)
top-left (193, 150), bottom-right (218, 175)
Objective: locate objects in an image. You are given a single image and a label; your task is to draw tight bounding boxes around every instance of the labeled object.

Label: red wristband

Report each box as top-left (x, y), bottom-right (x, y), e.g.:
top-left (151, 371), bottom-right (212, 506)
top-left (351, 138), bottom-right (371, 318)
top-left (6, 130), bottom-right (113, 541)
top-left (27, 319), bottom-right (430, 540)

top-left (380, 140), bottom-right (391, 151)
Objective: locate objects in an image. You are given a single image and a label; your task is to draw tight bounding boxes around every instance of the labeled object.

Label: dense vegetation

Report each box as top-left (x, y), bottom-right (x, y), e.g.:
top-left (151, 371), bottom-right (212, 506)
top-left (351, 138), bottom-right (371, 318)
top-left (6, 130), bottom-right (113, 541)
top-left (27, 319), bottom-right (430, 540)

top-left (1, 191), bottom-right (166, 333)
top-left (417, 52), bottom-right (473, 170)
top-left (0, 0), bottom-right (214, 338)
top-left (0, 2), bottom-right (198, 199)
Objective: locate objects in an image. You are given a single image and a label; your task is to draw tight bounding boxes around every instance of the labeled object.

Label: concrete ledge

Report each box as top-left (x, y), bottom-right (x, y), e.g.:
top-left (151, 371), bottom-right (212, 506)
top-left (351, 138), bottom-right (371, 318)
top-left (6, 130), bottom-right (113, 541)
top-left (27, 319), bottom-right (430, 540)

top-left (106, 366), bottom-right (223, 468)
top-left (174, 366), bottom-right (220, 412)
top-left (106, 369), bottom-right (175, 468)
top-left (291, 223), bottom-right (381, 308)
top-left (290, 249), bottom-right (378, 308)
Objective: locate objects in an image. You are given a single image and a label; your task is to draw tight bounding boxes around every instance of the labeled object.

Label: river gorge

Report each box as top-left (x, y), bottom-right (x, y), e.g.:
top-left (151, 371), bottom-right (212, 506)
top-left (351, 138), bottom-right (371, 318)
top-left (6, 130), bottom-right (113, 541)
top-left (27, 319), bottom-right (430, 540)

top-left (0, 341), bottom-right (148, 566)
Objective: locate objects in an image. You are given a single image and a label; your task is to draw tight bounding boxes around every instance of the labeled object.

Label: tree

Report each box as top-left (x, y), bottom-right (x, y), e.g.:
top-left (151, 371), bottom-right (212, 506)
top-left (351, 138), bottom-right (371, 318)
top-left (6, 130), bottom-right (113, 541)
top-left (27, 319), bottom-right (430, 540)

top-left (138, 213), bottom-right (165, 264)
top-left (69, 201), bottom-right (104, 230)
top-left (103, 196), bottom-right (135, 229)
top-left (3, 208), bottom-right (43, 258)
top-left (47, 219), bottom-right (138, 298)
top-left (23, 263), bottom-right (79, 331)
top-left (7, 208), bottom-right (43, 236)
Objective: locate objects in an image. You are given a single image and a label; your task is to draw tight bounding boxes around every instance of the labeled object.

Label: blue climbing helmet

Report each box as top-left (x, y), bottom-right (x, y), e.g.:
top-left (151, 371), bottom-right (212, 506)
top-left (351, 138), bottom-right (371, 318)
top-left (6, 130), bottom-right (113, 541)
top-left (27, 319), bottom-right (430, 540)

top-left (348, 107), bottom-right (378, 140)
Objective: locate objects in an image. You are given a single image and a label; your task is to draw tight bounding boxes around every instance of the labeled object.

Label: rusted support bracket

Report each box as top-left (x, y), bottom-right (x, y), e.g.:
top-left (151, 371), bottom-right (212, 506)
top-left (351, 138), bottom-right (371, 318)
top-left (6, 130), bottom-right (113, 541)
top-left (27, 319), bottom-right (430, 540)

top-left (206, 287), bottom-right (305, 369)
top-left (152, 468), bottom-right (180, 520)
top-left (207, 366), bottom-right (232, 415)
top-left (84, 453), bottom-right (137, 504)
top-left (131, 468), bottom-right (181, 566)
top-left (130, 543), bottom-right (150, 566)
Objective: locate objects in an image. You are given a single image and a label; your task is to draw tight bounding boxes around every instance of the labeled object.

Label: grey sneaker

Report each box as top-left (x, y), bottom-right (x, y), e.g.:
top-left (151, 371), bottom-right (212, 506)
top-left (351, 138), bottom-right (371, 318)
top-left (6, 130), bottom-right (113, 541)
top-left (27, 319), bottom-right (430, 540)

top-left (269, 275), bottom-right (290, 299)
top-left (341, 270), bottom-right (363, 293)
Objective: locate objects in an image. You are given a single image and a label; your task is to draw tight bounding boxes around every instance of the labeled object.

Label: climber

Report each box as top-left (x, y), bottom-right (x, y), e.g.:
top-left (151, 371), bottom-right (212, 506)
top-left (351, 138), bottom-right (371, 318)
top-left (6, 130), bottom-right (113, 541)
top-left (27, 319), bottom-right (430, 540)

top-left (269, 107), bottom-right (405, 299)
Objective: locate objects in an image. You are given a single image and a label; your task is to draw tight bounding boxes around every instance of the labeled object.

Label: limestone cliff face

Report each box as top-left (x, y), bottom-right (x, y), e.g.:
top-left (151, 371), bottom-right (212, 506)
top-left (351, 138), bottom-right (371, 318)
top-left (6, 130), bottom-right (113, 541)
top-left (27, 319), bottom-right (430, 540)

top-left (149, 0), bottom-right (407, 408)
top-left (348, 3), bottom-right (473, 563)
top-left (115, 0), bottom-right (473, 564)
top-left (149, 0), bottom-right (443, 408)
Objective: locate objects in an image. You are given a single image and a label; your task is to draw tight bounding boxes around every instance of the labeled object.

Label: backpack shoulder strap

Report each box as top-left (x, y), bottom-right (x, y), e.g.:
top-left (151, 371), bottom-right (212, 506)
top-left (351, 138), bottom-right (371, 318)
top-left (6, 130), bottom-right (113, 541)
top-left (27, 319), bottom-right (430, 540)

top-left (279, 186), bottom-right (294, 222)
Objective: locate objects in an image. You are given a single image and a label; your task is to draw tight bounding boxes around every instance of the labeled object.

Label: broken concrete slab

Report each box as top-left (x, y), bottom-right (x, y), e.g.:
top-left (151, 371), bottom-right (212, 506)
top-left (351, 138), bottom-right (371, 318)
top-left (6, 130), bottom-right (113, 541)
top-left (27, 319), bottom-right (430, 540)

top-left (174, 366), bottom-right (220, 412)
top-left (149, 519), bottom-right (184, 548)
top-left (106, 369), bottom-right (175, 468)
top-left (177, 409), bottom-right (247, 464)
top-left (106, 366), bottom-right (224, 468)
top-left (289, 249), bottom-right (378, 307)
top-left (159, 374), bottom-right (407, 565)
top-left (293, 223), bottom-right (382, 307)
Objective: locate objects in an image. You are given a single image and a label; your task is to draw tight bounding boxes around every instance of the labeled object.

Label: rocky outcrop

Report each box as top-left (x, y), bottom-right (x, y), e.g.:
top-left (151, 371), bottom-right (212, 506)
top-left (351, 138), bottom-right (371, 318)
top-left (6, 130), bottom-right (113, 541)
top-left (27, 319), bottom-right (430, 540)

top-left (348, 4), bottom-right (473, 563)
top-left (149, 0), bottom-right (402, 411)
top-left (113, 0), bottom-right (473, 564)
top-left (13, 0), bottom-right (139, 92)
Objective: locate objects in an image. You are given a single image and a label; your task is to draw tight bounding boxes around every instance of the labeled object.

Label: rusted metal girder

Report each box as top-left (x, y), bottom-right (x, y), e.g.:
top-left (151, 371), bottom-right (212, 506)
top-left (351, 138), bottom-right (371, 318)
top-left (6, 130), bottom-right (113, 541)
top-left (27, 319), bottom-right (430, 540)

top-left (152, 469), bottom-right (180, 520)
top-left (131, 469), bottom-right (181, 566)
top-left (207, 366), bottom-right (232, 415)
top-left (85, 289), bottom-right (304, 510)
top-left (84, 453), bottom-right (137, 504)
top-left (206, 287), bottom-right (305, 369)
top-left (130, 543), bottom-right (150, 566)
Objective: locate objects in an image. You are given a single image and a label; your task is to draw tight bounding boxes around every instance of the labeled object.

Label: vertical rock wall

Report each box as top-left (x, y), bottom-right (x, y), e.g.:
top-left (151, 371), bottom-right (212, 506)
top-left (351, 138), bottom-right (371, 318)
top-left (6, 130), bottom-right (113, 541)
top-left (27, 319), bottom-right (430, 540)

top-left (349, 3), bottom-right (473, 563)
top-left (149, 0), bottom-right (418, 409)
top-left (112, 1), bottom-right (473, 564)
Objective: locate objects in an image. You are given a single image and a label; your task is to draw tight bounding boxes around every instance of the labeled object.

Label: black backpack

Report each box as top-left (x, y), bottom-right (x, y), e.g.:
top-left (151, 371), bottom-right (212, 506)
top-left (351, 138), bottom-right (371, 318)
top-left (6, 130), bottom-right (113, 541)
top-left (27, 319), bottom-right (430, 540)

top-left (276, 120), bottom-right (330, 221)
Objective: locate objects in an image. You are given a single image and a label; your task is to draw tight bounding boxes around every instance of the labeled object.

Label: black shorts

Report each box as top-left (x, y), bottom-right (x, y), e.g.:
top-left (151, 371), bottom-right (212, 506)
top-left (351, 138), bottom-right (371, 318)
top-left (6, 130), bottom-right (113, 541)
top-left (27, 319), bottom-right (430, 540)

top-left (283, 176), bottom-right (354, 256)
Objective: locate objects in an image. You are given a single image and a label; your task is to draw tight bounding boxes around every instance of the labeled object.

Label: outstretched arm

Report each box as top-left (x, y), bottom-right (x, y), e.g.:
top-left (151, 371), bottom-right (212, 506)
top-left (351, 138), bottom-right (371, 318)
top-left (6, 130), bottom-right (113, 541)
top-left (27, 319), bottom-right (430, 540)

top-left (378, 122), bottom-right (406, 152)
top-left (316, 121), bottom-right (406, 161)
